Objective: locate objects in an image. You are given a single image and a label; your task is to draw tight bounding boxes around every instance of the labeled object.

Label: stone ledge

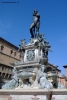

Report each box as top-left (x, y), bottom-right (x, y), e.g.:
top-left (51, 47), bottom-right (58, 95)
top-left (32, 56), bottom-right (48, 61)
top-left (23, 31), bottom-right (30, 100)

top-left (0, 89), bottom-right (67, 95)
top-left (0, 89), bottom-right (50, 95)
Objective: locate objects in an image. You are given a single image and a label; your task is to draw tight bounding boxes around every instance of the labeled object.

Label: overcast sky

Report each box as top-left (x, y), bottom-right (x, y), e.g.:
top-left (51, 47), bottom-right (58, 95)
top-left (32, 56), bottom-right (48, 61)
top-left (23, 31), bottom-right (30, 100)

top-left (0, 0), bottom-right (67, 75)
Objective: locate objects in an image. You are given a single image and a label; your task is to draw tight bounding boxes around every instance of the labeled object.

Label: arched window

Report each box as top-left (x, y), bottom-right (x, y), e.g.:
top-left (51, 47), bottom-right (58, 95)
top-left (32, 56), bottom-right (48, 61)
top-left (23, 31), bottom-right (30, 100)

top-left (19, 54), bottom-right (22, 59)
top-left (10, 50), bottom-right (13, 56)
top-left (14, 52), bottom-right (16, 57)
top-left (9, 74), bottom-right (12, 79)
top-left (0, 72), bottom-right (1, 76)
top-left (0, 45), bottom-right (4, 52)
top-left (2, 73), bottom-right (5, 78)
top-left (6, 73), bottom-right (9, 79)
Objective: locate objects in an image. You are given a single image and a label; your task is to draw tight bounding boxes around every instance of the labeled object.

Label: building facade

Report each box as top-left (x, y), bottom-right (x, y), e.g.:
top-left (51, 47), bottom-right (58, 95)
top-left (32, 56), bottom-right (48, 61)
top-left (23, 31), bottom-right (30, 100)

top-left (0, 37), bottom-right (22, 87)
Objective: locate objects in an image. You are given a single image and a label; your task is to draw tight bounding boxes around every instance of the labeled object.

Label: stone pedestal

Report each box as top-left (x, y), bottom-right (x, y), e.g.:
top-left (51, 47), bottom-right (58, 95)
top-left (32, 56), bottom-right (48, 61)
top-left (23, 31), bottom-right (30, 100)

top-left (0, 89), bottom-right (67, 100)
top-left (0, 95), bottom-right (67, 100)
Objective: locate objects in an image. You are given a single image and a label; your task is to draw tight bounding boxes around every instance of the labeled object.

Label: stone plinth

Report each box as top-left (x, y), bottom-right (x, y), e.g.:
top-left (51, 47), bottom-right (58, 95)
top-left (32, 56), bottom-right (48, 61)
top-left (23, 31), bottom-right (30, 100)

top-left (0, 89), bottom-right (67, 100)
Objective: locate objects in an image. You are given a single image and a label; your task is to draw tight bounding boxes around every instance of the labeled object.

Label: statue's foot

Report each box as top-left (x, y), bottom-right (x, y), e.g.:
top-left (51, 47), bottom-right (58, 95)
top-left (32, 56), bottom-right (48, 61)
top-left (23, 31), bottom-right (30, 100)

top-left (39, 86), bottom-right (44, 89)
top-left (20, 84), bottom-right (24, 88)
top-left (31, 85), bottom-right (34, 88)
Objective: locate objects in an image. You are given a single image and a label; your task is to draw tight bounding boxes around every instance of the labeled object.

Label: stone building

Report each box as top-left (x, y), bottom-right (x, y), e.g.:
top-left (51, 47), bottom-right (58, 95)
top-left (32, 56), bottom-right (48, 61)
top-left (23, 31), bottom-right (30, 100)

top-left (0, 37), bottom-right (22, 88)
top-left (63, 65), bottom-right (67, 88)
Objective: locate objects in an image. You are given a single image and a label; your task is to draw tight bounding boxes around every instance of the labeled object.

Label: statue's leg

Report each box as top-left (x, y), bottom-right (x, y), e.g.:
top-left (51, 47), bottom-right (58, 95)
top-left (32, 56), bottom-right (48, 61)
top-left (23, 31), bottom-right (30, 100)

top-left (36, 22), bottom-right (40, 34)
top-left (30, 23), bottom-right (35, 38)
top-left (36, 27), bottom-right (39, 34)
top-left (33, 27), bottom-right (35, 38)
top-left (15, 82), bottom-right (18, 88)
top-left (19, 79), bottom-right (24, 88)
top-left (48, 82), bottom-right (53, 89)
top-left (20, 81), bottom-right (24, 88)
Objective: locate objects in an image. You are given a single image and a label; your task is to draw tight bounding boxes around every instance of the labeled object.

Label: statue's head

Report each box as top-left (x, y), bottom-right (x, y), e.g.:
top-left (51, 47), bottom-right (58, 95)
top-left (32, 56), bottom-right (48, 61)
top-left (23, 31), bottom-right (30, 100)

top-left (34, 9), bottom-right (38, 14)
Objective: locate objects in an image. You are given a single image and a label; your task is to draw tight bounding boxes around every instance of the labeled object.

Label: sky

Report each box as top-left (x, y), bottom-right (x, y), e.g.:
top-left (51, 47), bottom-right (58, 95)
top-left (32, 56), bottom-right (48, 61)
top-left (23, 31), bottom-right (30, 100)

top-left (0, 0), bottom-right (67, 75)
